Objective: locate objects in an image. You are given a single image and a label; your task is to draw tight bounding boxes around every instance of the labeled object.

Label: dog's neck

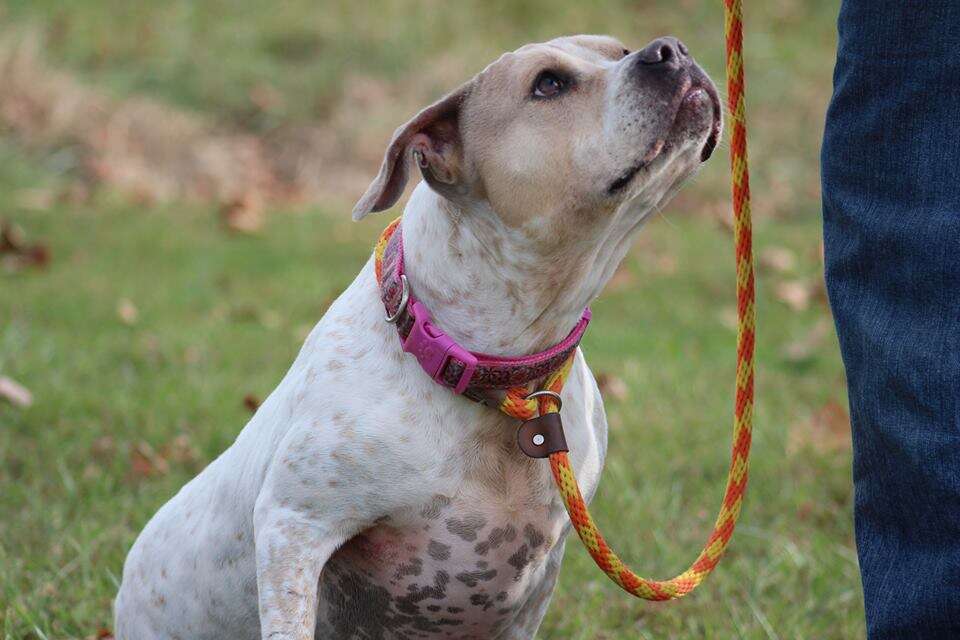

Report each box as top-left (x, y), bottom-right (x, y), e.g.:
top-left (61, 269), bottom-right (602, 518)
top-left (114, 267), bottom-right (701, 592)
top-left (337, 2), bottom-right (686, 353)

top-left (399, 182), bottom-right (648, 356)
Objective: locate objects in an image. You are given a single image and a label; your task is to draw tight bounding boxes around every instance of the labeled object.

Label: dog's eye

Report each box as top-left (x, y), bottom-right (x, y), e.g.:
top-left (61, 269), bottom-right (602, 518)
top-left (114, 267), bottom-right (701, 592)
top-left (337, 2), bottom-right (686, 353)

top-left (622, 48), bottom-right (631, 58)
top-left (532, 71), bottom-right (567, 99)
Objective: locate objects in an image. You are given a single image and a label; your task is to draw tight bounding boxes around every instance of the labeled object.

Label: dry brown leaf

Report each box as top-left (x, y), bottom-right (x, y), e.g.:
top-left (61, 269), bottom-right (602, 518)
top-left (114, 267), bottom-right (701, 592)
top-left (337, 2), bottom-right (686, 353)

top-left (93, 628), bottom-right (114, 640)
top-left (243, 394), bottom-right (261, 413)
top-left (759, 246), bottom-right (796, 274)
top-left (0, 375), bottom-right (33, 408)
top-left (0, 220), bottom-right (25, 253)
top-left (774, 279), bottom-right (814, 311)
top-left (129, 441), bottom-right (169, 479)
top-left (0, 220), bottom-right (51, 271)
top-left (788, 400), bottom-right (851, 456)
top-left (220, 193), bottom-right (264, 234)
top-left (91, 435), bottom-right (116, 462)
top-left (116, 298), bottom-right (139, 325)
top-left (161, 434), bottom-right (200, 466)
top-left (596, 373), bottom-right (629, 401)
top-left (651, 253), bottom-right (678, 275)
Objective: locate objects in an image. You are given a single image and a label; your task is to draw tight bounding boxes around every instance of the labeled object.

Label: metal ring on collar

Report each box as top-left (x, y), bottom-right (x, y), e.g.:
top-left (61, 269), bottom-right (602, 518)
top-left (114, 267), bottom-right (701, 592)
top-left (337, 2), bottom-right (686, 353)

top-left (385, 274), bottom-right (409, 323)
top-left (525, 390), bottom-right (563, 412)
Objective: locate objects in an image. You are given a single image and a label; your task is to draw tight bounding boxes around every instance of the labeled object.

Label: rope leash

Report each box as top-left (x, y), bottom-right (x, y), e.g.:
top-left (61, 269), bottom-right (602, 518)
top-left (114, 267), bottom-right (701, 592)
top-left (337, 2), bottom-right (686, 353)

top-left (499, 0), bottom-right (755, 600)
top-left (374, 0), bottom-right (753, 601)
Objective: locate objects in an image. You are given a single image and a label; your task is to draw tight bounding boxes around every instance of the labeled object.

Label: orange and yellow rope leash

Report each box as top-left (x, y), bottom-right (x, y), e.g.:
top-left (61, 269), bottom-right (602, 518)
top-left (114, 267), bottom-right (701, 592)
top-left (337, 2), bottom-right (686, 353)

top-left (374, 1), bottom-right (754, 601)
top-left (499, 0), bottom-right (755, 600)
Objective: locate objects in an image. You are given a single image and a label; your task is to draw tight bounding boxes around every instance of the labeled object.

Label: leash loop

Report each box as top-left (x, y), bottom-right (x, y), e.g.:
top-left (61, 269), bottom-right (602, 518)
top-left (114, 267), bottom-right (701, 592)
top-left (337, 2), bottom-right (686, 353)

top-left (524, 390), bottom-right (563, 412)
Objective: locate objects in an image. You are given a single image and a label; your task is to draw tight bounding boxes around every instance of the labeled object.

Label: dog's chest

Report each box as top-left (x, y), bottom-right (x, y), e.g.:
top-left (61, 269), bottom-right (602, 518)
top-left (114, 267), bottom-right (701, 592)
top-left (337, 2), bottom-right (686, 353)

top-left (316, 490), bottom-right (565, 640)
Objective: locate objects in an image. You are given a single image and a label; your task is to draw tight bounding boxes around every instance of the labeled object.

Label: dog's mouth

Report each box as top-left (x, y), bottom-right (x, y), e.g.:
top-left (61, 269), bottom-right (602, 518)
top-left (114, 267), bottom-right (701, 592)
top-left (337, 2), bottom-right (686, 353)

top-left (695, 83), bottom-right (722, 162)
top-left (606, 138), bottom-right (666, 194)
top-left (607, 75), bottom-right (722, 195)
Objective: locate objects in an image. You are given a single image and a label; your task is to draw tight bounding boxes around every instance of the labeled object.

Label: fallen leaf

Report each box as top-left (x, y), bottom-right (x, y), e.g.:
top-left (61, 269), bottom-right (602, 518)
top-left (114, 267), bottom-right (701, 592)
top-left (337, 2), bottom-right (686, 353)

top-left (243, 394), bottom-right (261, 413)
top-left (0, 221), bottom-right (26, 253)
top-left (759, 246), bottom-right (796, 274)
top-left (0, 376), bottom-right (33, 408)
top-left (774, 279), bottom-right (814, 311)
top-left (596, 373), bottom-right (629, 401)
top-left (788, 400), bottom-right (851, 456)
top-left (0, 220), bottom-right (51, 271)
top-left (91, 435), bottom-right (116, 462)
top-left (129, 441), bottom-right (169, 479)
top-left (652, 253), bottom-right (677, 275)
top-left (220, 193), bottom-right (264, 234)
top-left (117, 298), bottom-right (139, 325)
top-left (22, 244), bottom-right (51, 268)
top-left (161, 434), bottom-right (200, 466)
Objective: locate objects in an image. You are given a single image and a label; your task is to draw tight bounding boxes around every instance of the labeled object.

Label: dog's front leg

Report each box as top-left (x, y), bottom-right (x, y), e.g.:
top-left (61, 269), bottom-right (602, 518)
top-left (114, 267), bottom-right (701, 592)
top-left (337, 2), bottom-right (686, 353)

top-left (253, 505), bottom-right (346, 640)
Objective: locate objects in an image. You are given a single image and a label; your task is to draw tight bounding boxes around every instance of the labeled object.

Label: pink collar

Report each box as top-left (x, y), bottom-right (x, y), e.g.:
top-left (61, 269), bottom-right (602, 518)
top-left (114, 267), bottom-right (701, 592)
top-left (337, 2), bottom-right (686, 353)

top-left (375, 220), bottom-right (591, 399)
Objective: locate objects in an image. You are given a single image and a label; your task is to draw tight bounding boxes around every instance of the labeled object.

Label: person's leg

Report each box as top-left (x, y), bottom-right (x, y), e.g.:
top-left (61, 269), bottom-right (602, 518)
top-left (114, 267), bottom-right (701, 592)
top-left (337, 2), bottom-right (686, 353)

top-left (822, 1), bottom-right (960, 637)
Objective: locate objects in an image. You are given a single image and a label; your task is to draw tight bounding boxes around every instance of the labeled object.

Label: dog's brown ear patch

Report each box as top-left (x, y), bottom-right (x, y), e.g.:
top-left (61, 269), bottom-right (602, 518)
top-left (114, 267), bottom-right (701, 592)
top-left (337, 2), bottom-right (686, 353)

top-left (352, 83), bottom-right (471, 220)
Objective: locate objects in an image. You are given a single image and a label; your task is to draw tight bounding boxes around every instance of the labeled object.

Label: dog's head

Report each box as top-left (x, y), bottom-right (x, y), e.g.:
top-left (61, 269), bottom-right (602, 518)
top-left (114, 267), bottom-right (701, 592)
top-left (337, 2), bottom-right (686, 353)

top-left (353, 34), bottom-right (721, 240)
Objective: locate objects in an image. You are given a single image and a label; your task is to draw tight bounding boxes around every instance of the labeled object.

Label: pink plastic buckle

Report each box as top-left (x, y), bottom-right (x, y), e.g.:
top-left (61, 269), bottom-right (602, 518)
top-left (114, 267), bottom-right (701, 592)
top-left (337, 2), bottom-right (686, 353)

top-left (402, 301), bottom-right (478, 394)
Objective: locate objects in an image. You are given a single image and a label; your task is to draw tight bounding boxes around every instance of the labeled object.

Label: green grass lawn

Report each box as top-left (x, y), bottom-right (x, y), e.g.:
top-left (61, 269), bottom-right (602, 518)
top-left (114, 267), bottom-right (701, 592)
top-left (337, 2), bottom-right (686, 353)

top-left (1, 146), bottom-right (860, 638)
top-left (0, 0), bottom-right (861, 637)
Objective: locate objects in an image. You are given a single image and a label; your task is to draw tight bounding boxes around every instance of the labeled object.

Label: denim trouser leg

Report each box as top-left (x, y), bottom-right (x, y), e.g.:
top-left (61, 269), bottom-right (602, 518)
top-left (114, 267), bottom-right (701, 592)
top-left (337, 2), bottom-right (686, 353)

top-left (821, 1), bottom-right (960, 637)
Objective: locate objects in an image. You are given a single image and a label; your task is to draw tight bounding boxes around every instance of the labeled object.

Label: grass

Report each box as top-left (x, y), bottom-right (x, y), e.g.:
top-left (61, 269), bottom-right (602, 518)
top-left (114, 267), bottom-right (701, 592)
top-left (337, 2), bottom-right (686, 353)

top-left (0, 0), bottom-right (861, 638)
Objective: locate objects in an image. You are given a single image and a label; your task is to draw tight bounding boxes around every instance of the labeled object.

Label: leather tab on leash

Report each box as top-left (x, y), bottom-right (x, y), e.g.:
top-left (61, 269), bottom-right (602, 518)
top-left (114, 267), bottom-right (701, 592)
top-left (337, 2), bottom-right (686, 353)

top-left (517, 413), bottom-right (568, 459)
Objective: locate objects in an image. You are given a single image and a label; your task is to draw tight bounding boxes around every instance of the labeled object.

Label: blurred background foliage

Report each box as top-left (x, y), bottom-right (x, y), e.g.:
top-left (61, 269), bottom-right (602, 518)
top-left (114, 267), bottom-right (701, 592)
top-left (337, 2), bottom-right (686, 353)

top-left (0, 1), bottom-right (859, 638)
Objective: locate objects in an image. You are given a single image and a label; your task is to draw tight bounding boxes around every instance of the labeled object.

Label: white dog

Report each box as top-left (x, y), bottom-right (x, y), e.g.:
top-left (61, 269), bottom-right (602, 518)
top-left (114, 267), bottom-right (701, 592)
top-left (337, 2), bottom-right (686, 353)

top-left (115, 34), bottom-right (720, 639)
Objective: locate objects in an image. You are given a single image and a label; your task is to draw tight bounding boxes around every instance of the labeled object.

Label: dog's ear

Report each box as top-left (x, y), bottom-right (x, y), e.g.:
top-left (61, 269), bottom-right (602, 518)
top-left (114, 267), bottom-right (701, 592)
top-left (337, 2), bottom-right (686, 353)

top-left (352, 83), bottom-right (472, 220)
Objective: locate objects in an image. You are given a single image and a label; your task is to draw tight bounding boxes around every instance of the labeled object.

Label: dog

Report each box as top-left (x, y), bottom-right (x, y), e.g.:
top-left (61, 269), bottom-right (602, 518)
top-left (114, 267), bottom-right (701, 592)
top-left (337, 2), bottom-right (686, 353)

top-left (114, 34), bottom-right (721, 640)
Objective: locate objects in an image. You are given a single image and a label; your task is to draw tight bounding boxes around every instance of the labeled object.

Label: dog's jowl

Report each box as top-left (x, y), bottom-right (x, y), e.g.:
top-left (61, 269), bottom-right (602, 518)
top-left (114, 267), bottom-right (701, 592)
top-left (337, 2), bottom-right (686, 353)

top-left (114, 34), bottom-right (721, 640)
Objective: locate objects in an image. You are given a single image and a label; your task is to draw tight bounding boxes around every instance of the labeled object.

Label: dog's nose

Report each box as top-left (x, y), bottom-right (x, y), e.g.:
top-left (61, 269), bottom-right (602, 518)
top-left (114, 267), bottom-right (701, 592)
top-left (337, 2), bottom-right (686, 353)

top-left (637, 37), bottom-right (688, 70)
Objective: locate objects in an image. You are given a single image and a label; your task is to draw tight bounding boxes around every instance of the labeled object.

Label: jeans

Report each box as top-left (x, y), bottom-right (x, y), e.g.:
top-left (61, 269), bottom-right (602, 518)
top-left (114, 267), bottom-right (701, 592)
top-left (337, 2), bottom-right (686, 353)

top-left (821, 1), bottom-right (960, 637)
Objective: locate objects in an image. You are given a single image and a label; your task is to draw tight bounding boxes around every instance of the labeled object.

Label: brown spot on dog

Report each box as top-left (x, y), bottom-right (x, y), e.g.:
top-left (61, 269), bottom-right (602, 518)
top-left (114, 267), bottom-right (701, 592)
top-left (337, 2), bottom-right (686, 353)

top-left (427, 540), bottom-right (451, 562)
top-left (474, 524), bottom-right (517, 556)
top-left (445, 515), bottom-right (486, 542)
top-left (508, 544), bottom-right (531, 579)
top-left (420, 494), bottom-right (452, 520)
top-left (455, 568), bottom-right (498, 588)
top-left (523, 524), bottom-right (545, 549)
